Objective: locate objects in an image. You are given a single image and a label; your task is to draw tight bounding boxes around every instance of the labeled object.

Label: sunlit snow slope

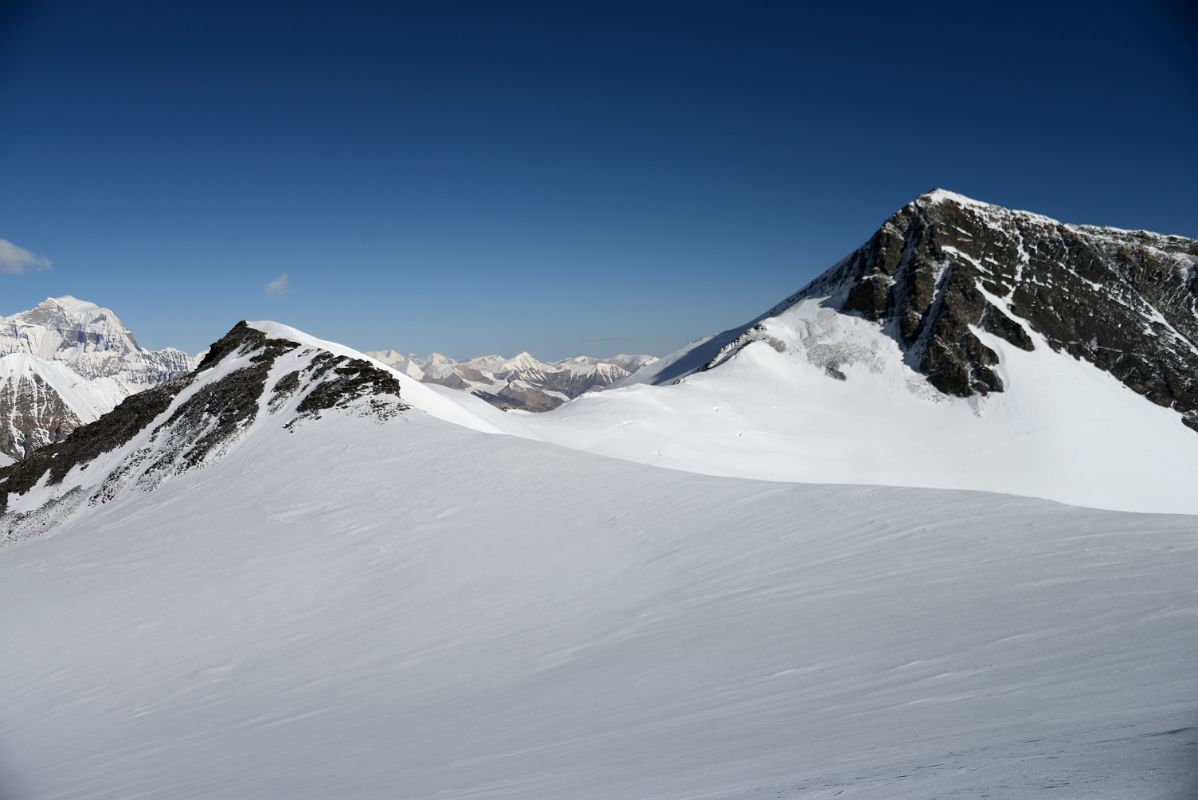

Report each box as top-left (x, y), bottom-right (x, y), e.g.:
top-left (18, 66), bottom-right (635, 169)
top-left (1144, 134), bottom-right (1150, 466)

top-left (0, 321), bottom-right (1196, 799)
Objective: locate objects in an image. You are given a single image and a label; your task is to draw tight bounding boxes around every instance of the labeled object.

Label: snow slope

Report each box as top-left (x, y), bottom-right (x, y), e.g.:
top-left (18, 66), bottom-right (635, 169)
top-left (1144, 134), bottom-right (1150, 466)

top-left (511, 294), bottom-right (1198, 515)
top-left (2, 318), bottom-right (1196, 798)
top-left (2, 411), bottom-right (1197, 799)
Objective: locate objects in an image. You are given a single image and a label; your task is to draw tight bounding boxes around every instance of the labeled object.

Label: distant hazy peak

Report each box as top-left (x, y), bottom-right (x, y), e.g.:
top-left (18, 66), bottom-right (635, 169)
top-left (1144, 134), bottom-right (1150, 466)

top-left (364, 348), bottom-right (659, 412)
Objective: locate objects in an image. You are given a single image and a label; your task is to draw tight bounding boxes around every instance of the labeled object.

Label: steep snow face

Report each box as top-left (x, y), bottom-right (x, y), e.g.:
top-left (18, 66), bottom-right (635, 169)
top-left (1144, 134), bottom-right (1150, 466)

top-left (0, 297), bottom-right (194, 460)
top-left (1, 408), bottom-right (1197, 798)
top-left (366, 348), bottom-right (658, 412)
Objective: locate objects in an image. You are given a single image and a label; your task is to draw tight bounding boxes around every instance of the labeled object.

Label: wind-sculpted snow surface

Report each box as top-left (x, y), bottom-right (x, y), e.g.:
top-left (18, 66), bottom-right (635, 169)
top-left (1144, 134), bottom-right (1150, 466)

top-left (0, 416), bottom-right (1196, 799)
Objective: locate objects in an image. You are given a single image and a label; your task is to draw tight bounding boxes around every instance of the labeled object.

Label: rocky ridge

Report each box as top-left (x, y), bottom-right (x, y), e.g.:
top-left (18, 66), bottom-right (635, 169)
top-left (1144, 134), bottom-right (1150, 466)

top-left (0, 321), bottom-right (406, 534)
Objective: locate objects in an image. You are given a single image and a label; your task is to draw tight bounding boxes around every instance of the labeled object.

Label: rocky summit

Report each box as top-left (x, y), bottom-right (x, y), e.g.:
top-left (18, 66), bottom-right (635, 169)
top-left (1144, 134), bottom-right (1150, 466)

top-left (659, 190), bottom-right (1198, 432)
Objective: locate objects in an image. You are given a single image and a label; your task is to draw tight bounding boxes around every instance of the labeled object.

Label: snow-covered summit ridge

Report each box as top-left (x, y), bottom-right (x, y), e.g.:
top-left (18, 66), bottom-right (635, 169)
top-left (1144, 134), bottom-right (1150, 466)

top-left (250, 322), bottom-right (504, 433)
top-left (919, 188), bottom-right (992, 209)
top-left (38, 295), bottom-right (101, 314)
top-left (917, 188), bottom-right (1197, 240)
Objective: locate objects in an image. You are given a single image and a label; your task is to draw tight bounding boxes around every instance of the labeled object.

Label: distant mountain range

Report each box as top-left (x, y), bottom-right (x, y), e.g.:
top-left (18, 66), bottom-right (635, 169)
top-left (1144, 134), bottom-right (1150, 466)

top-left (0, 297), bottom-right (194, 463)
top-left (366, 350), bottom-right (658, 411)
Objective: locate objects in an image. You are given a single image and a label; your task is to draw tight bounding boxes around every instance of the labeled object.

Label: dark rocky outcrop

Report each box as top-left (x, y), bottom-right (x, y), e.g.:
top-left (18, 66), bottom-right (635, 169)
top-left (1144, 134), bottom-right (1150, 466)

top-left (0, 377), bottom-right (192, 513)
top-left (144, 328), bottom-right (299, 472)
top-left (294, 352), bottom-right (406, 418)
top-left (801, 191), bottom-right (1198, 426)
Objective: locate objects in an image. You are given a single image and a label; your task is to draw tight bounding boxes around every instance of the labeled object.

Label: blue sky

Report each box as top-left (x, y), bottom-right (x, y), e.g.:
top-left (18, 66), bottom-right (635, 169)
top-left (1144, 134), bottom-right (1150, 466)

top-left (1, 1), bottom-right (1196, 358)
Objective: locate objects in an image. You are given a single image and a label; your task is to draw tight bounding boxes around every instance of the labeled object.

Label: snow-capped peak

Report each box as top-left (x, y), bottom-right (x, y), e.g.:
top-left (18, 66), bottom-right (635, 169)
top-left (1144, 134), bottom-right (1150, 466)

top-left (916, 188), bottom-right (995, 209)
top-left (0, 297), bottom-right (196, 461)
top-left (4, 296), bottom-right (138, 356)
top-left (501, 351), bottom-right (543, 372)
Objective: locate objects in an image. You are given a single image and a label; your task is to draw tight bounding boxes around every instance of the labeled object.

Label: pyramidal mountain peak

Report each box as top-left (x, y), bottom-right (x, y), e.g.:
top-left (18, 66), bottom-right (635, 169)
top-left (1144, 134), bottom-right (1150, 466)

top-left (631, 188), bottom-right (1198, 432)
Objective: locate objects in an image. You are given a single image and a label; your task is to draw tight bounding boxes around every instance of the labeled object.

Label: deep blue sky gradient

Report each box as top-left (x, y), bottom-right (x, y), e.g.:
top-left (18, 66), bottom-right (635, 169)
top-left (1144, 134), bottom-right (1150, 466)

top-left (2, 0), bottom-right (1196, 357)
